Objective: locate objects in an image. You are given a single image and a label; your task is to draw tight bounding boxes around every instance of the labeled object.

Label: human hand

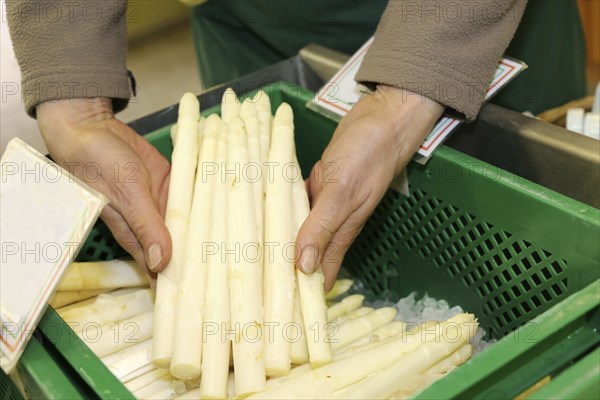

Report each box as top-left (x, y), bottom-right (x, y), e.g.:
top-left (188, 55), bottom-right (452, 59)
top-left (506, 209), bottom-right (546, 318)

top-left (295, 85), bottom-right (444, 290)
top-left (37, 98), bottom-right (172, 276)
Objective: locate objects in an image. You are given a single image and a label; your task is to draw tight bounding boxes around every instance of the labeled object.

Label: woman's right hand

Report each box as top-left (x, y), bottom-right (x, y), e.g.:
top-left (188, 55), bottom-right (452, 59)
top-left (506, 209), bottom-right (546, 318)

top-left (37, 97), bottom-right (172, 277)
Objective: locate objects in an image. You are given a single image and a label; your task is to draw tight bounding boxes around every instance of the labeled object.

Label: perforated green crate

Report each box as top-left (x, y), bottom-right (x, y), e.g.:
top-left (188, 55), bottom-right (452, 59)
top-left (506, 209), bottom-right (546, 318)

top-left (8, 83), bottom-right (599, 399)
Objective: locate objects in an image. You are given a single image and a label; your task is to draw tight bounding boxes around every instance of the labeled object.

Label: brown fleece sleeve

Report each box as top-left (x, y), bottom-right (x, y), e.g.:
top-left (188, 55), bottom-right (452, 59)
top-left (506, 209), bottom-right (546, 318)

top-left (6, 0), bottom-right (131, 117)
top-left (356, 0), bottom-right (527, 121)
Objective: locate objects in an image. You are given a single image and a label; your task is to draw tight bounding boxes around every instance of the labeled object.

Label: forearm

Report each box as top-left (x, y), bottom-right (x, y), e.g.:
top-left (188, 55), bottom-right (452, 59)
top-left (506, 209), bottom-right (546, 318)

top-left (357, 0), bottom-right (527, 121)
top-left (5, 0), bottom-right (131, 117)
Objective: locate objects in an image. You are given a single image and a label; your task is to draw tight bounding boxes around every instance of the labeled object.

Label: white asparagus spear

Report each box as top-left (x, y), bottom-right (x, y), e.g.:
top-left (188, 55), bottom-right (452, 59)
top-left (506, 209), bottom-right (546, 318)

top-left (221, 88), bottom-right (241, 123)
top-left (289, 279), bottom-right (309, 365)
top-left (333, 322), bottom-right (425, 361)
top-left (58, 260), bottom-right (147, 291)
top-left (125, 368), bottom-right (169, 394)
top-left (171, 114), bottom-right (221, 379)
top-left (240, 98), bottom-right (264, 253)
top-left (200, 122), bottom-right (231, 399)
top-left (389, 345), bottom-right (473, 398)
top-left (333, 306), bottom-right (373, 325)
top-left (170, 124), bottom-right (178, 145)
top-left (425, 343), bottom-right (472, 375)
top-left (50, 289), bottom-right (110, 308)
top-left (264, 103), bottom-right (296, 376)
top-left (265, 363), bottom-right (312, 390)
top-left (247, 315), bottom-right (473, 399)
top-left (119, 363), bottom-right (154, 384)
top-left (330, 307), bottom-right (397, 351)
top-left (102, 339), bottom-right (152, 380)
top-left (268, 322), bottom-right (428, 390)
top-left (56, 288), bottom-right (140, 315)
top-left (292, 161), bottom-right (333, 368)
top-left (227, 116), bottom-right (266, 396)
top-left (153, 93), bottom-right (200, 368)
top-left (254, 90), bottom-right (272, 167)
top-left (133, 372), bottom-right (174, 399)
top-left (325, 279), bottom-right (353, 301)
top-left (327, 294), bottom-right (364, 321)
top-left (267, 323), bottom-right (424, 391)
top-left (328, 315), bottom-right (478, 400)
top-left (59, 289), bottom-right (154, 333)
top-left (82, 311), bottom-right (154, 358)
top-left (175, 388), bottom-right (201, 399)
top-left (338, 320), bottom-right (406, 351)
top-left (227, 371), bottom-right (236, 399)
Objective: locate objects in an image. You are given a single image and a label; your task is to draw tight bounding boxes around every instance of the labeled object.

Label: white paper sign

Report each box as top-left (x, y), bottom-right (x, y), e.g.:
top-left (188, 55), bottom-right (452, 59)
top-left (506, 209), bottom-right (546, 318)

top-left (0, 138), bottom-right (107, 372)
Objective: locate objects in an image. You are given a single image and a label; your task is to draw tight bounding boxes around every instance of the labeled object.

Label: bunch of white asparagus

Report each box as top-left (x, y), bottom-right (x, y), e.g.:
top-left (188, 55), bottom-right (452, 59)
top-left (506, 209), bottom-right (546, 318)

top-left (52, 90), bottom-right (478, 399)
top-left (54, 272), bottom-right (477, 399)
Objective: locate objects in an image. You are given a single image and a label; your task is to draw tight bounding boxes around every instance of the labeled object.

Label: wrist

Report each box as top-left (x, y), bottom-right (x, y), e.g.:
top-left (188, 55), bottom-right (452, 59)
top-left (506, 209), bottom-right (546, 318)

top-left (37, 98), bottom-right (114, 142)
top-left (372, 85), bottom-right (444, 171)
top-left (374, 85), bottom-right (444, 127)
top-left (37, 98), bottom-right (114, 126)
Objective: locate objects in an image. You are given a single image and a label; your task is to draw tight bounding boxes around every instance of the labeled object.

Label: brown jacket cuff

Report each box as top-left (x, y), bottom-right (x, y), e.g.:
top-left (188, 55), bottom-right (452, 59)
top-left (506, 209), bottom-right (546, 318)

top-left (356, 0), bottom-right (527, 122)
top-left (21, 69), bottom-right (131, 118)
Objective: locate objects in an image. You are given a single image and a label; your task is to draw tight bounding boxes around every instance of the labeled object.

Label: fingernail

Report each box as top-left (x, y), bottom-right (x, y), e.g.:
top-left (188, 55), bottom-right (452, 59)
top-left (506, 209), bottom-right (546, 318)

top-left (147, 243), bottom-right (163, 272)
top-left (299, 244), bottom-right (319, 274)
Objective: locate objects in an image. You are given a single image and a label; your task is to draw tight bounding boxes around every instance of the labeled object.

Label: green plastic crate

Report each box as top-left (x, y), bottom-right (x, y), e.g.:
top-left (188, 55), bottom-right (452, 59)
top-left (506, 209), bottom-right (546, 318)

top-left (7, 83), bottom-right (600, 399)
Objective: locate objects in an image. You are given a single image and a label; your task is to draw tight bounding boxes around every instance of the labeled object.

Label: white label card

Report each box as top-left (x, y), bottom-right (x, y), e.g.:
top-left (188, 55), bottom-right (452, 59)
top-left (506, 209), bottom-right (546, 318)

top-left (0, 138), bottom-right (107, 373)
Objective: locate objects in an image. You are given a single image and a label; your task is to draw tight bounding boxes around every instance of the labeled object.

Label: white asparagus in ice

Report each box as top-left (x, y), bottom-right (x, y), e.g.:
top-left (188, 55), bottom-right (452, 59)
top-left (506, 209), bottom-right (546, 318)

top-left (254, 90), bottom-right (272, 167)
top-left (330, 307), bottom-right (397, 351)
top-left (289, 279), bottom-right (309, 365)
top-left (388, 345), bottom-right (473, 398)
top-left (264, 103), bottom-right (296, 376)
top-left (50, 289), bottom-right (110, 308)
top-left (221, 88), bottom-right (241, 123)
top-left (325, 279), bottom-right (353, 301)
top-left (425, 343), bottom-right (472, 375)
top-left (125, 368), bottom-right (169, 393)
top-left (59, 289), bottom-right (154, 333)
top-left (227, 116), bottom-right (266, 396)
top-left (58, 260), bottom-right (147, 291)
top-left (333, 306), bottom-right (373, 325)
top-left (171, 114), bottom-right (221, 379)
top-left (292, 162), bottom-right (333, 368)
top-left (327, 294), bottom-right (364, 321)
top-left (153, 93), bottom-right (200, 368)
top-left (328, 314), bottom-right (478, 399)
top-left (247, 315), bottom-right (472, 399)
top-left (339, 320), bottom-right (406, 350)
top-left (82, 311), bottom-right (154, 358)
top-left (333, 324), bottom-right (423, 361)
top-left (200, 122), bottom-right (231, 400)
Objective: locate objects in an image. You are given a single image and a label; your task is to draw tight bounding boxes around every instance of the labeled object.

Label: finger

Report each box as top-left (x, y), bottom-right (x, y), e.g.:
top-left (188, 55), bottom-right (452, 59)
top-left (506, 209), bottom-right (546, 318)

top-left (111, 181), bottom-right (173, 274)
top-left (295, 178), bottom-right (355, 275)
top-left (321, 216), bottom-right (364, 291)
top-left (101, 205), bottom-right (152, 276)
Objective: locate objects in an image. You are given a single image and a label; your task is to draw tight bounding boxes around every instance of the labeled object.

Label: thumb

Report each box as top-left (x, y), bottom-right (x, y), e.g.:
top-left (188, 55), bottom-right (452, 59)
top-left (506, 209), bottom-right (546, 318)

top-left (295, 180), bottom-right (353, 275)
